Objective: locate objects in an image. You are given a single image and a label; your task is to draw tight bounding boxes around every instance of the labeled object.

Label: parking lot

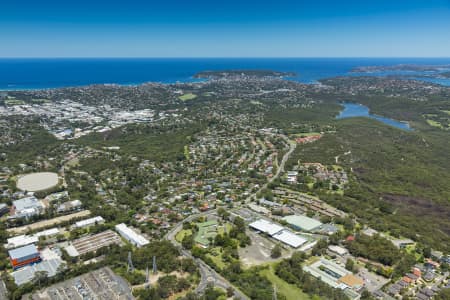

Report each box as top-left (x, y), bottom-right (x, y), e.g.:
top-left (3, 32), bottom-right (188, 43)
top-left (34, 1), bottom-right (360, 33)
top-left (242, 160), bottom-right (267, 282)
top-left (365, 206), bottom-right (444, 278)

top-left (239, 229), bottom-right (293, 266)
top-left (27, 267), bottom-right (134, 300)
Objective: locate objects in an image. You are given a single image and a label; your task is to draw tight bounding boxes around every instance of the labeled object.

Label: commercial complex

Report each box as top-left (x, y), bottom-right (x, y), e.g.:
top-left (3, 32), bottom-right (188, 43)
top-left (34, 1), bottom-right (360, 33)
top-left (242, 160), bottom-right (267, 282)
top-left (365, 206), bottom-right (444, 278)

top-left (6, 228), bottom-right (59, 249)
top-left (10, 196), bottom-right (44, 219)
top-left (74, 216), bottom-right (105, 228)
top-left (303, 259), bottom-right (363, 300)
top-left (115, 223), bottom-right (150, 247)
top-left (65, 230), bottom-right (122, 257)
top-left (271, 230), bottom-right (307, 248)
top-left (249, 219), bottom-right (308, 248)
top-left (57, 199), bottom-right (82, 213)
top-left (283, 215), bottom-right (322, 232)
top-left (8, 244), bottom-right (41, 270)
top-left (12, 258), bottom-right (63, 285)
top-left (249, 219), bottom-right (284, 236)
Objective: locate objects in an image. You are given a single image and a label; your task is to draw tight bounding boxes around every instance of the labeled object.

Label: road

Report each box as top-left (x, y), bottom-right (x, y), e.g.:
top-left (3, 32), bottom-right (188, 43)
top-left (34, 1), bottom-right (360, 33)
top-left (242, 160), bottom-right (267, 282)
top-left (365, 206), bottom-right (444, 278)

top-left (164, 134), bottom-right (296, 299)
top-left (165, 210), bottom-right (249, 300)
top-left (245, 134), bottom-right (296, 203)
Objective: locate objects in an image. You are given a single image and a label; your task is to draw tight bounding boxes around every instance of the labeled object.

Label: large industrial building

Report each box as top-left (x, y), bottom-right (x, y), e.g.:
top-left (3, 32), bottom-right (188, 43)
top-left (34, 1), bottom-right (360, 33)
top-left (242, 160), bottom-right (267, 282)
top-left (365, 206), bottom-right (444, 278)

top-left (271, 230), bottom-right (307, 248)
top-left (249, 219), bottom-right (284, 236)
top-left (65, 230), bottom-right (122, 257)
top-left (8, 244), bottom-right (41, 269)
top-left (303, 259), bottom-right (363, 300)
top-left (10, 196), bottom-right (44, 219)
top-left (249, 219), bottom-right (308, 248)
top-left (6, 228), bottom-right (59, 249)
top-left (12, 258), bottom-right (63, 285)
top-left (57, 199), bottom-right (82, 213)
top-left (74, 216), bottom-right (105, 228)
top-left (115, 223), bottom-right (149, 247)
top-left (283, 215), bottom-right (322, 232)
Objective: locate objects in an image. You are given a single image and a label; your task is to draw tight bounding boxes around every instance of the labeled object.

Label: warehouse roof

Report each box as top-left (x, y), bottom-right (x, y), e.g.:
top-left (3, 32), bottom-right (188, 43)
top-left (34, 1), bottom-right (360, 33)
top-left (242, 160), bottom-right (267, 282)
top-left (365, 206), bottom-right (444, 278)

top-left (6, 228), bottom-right (59, 249)
top-left (9, 244), bottom-right (39, 259)
top-left (249, 219), bottom-right (283, 236)
top-left (283, 215), bottom-right (322, 231)
top-left (272, 230), bottom-right (307, 248)
top-left (74, 216), bottom-right (104, 228)
top-left (328, 245), bottom-right (348, 256)
top-left (6, 235), bottom-right (39, 249)
top-left (115, 223), bottom-right (149, 247)
top-left (35, 228), bottom-right (59, 238)
top-left (13, 196), bottom-right (42, 212)
top-left (12, 258), bottom-right (63, 286)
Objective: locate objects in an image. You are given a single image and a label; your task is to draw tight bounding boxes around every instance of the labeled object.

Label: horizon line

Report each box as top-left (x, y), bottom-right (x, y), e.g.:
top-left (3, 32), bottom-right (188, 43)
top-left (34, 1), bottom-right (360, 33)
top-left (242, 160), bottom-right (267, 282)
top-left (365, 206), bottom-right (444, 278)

top-left (1, 56), bottom-right (450, 59)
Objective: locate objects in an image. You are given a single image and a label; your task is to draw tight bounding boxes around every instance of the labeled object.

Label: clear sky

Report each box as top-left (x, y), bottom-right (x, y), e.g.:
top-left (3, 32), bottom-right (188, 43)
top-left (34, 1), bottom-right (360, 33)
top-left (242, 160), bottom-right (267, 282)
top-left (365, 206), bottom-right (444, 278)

top-left (2, 0), bottom-right (450, 57)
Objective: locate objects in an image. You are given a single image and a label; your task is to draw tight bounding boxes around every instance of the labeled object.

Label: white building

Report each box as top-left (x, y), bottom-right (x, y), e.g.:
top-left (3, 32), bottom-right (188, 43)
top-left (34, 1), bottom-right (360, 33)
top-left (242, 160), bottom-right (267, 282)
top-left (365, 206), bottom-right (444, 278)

top-left (249, 219), bottom-right (283, 236)
top-left (6, 235), bottom-right (39, 249)
top-left (272, 230), bottom-right (307, 248)
top-left (248, 203), bottom-right (270, 215)
top-left (11, 196), bottom-right (44, 219)
top-left (74, 216), bottom-right (105, 228)
top-left (6, 228), bottom-right (60, 249)
top-left (115, 223), bottom-right (149, 247)
top-left (328, 245), bottom-right (348, 256)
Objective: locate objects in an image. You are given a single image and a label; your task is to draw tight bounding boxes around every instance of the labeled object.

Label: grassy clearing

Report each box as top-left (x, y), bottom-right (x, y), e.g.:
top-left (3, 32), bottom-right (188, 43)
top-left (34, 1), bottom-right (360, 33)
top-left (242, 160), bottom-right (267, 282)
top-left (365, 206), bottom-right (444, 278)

top-left (426, 119), bottom-right (444, 129)
top-left (175, 229), bottom-right (192, 243)
top-left (206, 247), bottom-right (226, 269)
top-left (217, 223), bottom-right (232, 235)
top-left (260, 264), bottom-right (311, 300)
top-left (178, 93), bottom-right (197, 101)
top-left (291, 132), bottom-right (322, 138)
top-left (184, 145), bottom-right (190, 160)
top-left (5, 99), bottom-right (25, 105)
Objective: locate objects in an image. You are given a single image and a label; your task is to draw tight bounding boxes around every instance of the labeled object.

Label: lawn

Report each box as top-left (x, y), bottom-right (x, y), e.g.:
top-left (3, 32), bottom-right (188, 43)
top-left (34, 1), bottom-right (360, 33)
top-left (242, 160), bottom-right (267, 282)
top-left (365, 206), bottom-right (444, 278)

top-left (217, 223), bottom-right (232, 235)
top-left (206, 247), bottom-right (226, 269)
top-left (426, 119), bottom-right (444, 129)
top-left (175, 229), bottom-right (192, 243)
top-left (5, 99), bottom-right (26, 105)
top-left (291, 132), bottom-right (322, 138)
top-left (260, 264), bottom-right (311, 300)
top-left (178, 93), bottom-right (197, 101)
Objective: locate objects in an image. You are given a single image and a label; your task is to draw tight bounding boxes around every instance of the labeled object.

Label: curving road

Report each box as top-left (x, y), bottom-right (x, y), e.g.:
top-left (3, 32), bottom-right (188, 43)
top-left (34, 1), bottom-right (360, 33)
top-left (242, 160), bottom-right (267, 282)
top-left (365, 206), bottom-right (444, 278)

top-left (165, 210), bottom-right (249, 300)
top-left (164, 134), bottom-right (296, 300)
top-left (245, 134), bottom-right (296, 203)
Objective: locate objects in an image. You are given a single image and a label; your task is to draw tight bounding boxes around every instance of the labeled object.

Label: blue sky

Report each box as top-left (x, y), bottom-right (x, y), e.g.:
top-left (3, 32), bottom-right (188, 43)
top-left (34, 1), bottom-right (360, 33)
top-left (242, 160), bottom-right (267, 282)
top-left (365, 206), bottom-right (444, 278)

top-left (1, 0), bottom-right (450, 57)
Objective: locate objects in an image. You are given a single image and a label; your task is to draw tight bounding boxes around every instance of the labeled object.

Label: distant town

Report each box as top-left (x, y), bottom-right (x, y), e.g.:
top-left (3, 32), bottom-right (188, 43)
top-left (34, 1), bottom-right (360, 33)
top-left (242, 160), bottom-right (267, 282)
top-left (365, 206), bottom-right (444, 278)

top-left (0, 70), bottom-right (449, 300)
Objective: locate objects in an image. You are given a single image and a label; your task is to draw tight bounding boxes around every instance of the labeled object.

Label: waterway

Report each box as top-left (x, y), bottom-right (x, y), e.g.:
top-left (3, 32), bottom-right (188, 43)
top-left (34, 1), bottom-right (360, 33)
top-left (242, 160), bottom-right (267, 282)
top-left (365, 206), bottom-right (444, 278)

top-left (337, 102), bottom-right (412, 131)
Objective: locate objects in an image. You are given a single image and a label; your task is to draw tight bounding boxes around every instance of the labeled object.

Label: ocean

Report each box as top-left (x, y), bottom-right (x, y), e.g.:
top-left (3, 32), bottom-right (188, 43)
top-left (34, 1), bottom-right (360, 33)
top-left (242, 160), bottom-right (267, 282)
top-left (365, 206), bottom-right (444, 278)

top-left (1, 58), bottom-right (450, 90)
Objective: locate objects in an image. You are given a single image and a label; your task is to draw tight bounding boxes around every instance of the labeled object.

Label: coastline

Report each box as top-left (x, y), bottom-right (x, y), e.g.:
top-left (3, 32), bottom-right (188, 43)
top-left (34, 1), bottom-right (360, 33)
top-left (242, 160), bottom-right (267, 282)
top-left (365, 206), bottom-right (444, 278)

top-left (2, 57), bottom-right (450, 91)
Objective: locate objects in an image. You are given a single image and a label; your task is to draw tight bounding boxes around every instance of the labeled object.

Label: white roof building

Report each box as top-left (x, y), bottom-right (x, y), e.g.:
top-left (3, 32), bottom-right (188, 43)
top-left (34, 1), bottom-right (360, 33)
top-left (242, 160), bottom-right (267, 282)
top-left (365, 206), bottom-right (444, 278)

top-left (34, 228), bottom-right (60, 238)
top-left (11, 196), bottom-right (43, 218)
top-left (272, 230), bottom-right (307, 248)
top-left (6, 235), bottom-right (39, 249)
top-left (249, 219), bottom-right (284, 236)
top-left (6, 228), bottom-right (60, 249)
top-left (74, 216), bottom-right (105, 228)
top-left (248, 203), bottom-right (270, 215)
top-left (328, 245), bottom-right (348, 256)
top-left (115, 223), bottom-right (149, 247)
top-left (12, 258), bottom-right (63, 286)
